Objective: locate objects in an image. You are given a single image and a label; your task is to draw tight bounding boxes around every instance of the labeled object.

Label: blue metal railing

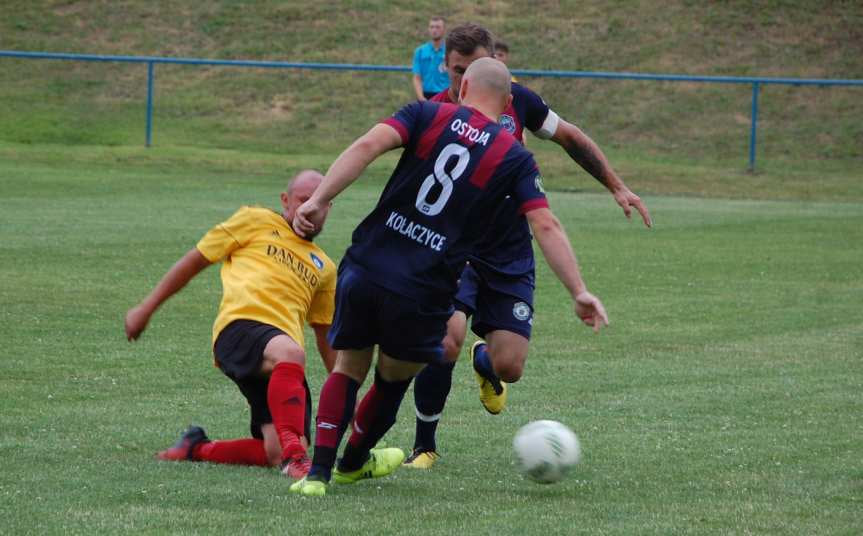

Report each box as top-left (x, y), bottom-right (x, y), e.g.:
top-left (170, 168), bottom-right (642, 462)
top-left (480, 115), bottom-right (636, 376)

top-left (2, 50), bottom-right (862, 170)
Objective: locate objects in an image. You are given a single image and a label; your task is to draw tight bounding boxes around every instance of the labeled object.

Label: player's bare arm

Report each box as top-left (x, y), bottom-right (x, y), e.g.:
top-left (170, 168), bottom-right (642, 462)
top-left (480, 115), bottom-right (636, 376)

top-left (293, 123), bottom-right (403, 237)
top-left (550, 119), bottom-right (652, 228)
top-left (125, 248), bottom-right (212, 341)
top-left (412, 75), bottom-right (426, 101)
top-left (526, 207), bottom-right (609, 333)
top-left (312, 323), bottom-right (337, 373)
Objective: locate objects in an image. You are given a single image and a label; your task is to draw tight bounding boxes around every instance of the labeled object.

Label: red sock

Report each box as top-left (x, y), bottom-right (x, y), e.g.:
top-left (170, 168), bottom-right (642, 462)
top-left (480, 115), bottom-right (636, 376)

top-left (192, 439), bottom-right (269, 466)
top-left (268, 361), bottom-right (307, 462)
top-left (307, 372), bottom-right (360, 479)
top-left (347, 369), bottom-right (411, 451)
top-left (314, 372), bottom-right (360, 452)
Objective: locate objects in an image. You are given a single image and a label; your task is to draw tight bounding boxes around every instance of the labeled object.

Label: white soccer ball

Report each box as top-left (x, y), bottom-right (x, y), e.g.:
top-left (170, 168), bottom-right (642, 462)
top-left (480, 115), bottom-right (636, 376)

top-left (513, 420), bottom-right (581, 484)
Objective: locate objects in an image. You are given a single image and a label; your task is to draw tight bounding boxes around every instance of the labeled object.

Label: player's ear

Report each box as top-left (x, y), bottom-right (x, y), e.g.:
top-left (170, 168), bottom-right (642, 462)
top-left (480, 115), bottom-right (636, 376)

top-left (280, 191), bottom-right (290, 208)
top-left (505, 93), bottom-right (513, 109)
top-left (458, 78), bottom-right (469, 102)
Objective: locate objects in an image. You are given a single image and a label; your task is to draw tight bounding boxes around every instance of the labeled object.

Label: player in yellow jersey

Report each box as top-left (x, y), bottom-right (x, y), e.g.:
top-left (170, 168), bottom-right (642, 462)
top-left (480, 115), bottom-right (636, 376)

top-left (124, 170), bottom-right (337, 480)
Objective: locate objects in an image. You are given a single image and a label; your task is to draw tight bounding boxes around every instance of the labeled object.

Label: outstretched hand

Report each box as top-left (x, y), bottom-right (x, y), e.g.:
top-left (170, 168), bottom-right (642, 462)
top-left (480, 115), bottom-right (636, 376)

top-left (612, 186), bottom-right (652, 228)
top-left (125, 304), bottom-right (152, 341)
top-left (575, 291), bottom-right (609, 333)
top-left (292, 199), bottom-right (327, 238)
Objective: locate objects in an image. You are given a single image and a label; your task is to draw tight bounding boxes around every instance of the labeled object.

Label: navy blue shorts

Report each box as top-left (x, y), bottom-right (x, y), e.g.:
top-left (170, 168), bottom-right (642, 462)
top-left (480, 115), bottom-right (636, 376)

top-left (454, 264), bottom-right (534, 340)
top-left (327, 263), bottom-right (454, 363)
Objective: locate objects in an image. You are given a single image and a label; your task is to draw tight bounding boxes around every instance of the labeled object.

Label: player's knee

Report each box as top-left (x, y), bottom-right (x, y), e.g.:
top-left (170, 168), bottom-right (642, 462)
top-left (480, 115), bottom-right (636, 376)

top-left (273, 349), bottom-right (306, 365)
top-left (489, 348), bottom-right (525, 382)
top-left (276, 344), bottom-right (306, 363)
top-left (264, 341), bottom-right (306, 369)
top-left (495, 361), bottom-right (524, 383)
top-left (487, 338), bottom-right (528, 382)
top-left (442, 333), bottom-right (465, 362)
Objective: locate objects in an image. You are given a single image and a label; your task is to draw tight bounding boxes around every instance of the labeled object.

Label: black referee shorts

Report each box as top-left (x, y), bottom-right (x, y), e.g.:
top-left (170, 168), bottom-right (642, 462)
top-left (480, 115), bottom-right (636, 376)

top-left (213, 319), bottom-right (312, 441)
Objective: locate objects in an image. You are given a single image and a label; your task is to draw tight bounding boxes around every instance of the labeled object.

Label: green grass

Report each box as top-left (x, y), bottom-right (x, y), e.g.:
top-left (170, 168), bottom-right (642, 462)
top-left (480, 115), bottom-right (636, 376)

top-left (1, 2), bottom-right (861, 531)
top-left (1, 1), bottom-right (861, 166)
top-left (1, 145), bottom-right (861, 534)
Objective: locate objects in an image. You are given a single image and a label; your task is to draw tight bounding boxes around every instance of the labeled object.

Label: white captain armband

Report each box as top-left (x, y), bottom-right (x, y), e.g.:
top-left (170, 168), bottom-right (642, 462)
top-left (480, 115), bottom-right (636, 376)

top-left (534, 109), bottom-right (560, 140)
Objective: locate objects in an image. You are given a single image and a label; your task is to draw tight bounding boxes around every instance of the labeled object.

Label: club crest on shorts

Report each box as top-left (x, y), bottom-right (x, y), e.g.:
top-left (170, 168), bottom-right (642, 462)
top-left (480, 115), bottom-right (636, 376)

top-left (512, 301), bottom-right (531, 321)
top-left (500, 114), bottom-right (516, 134)
top-left (309, 252), bottom-right (325, 270)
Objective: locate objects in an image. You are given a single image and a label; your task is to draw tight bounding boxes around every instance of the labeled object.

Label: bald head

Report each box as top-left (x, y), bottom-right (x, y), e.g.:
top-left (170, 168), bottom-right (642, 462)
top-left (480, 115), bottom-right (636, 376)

top-left (458, 57), bottom-right (513, 119)
top-left (282, 169), bottom-right (328, 239)
top-left (287, 169), bottom-right (324, 196)
top-left (462, 57), bottom-right (511, 99)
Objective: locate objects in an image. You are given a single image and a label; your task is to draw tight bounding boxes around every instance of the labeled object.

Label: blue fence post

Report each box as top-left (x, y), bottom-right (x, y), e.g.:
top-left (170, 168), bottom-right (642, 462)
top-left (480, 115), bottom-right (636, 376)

top-left (748, 81), bottom-right (760, 172)
top-left (145, 61), bottom-right (154, 147)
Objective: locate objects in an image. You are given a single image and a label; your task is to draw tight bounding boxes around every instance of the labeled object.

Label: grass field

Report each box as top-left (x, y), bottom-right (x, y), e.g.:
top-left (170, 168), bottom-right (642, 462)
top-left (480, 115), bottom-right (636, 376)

top-left (1, 2), bottom-right (861, 533)
top-left (2, 1), bottom-right (862, 166)
top-left (1, 143), bottom-right (861, 534)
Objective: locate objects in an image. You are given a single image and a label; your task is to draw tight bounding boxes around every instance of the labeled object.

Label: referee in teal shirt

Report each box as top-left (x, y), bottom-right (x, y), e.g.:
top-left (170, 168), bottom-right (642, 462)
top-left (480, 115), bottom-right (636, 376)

top-left (412, 17), bottom-right (449, 100)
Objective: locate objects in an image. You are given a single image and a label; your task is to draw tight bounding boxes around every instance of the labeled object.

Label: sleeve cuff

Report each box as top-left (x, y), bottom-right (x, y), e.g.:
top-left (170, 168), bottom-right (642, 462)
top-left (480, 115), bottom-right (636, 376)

top-left (382, 118), bottom-right (409, 145)
top-left (195, 244), bottom-right (221, 263)
top-left (518, 198), bottom-right (550, 215)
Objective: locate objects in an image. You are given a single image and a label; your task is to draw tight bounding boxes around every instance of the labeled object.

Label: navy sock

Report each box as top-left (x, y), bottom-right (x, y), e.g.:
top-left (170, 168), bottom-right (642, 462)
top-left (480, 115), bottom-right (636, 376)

top-left (473, 342), bottom-right (504, 394)
top-left (472, 342), bottom-right (497, 380)
top-left (308, 450), bottom-right (335, 482)
top-left (413, 360), bottom-right (456, 452)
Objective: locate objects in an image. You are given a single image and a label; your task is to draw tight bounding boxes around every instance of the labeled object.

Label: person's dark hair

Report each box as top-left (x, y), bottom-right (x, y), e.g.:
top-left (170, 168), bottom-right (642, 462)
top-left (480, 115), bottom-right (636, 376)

top-left (445, 23), bottom-right (494, 59)
top-left (430, 16), bottom-right (445, 24)
top-left (493, 40), bottom-right (510, 54)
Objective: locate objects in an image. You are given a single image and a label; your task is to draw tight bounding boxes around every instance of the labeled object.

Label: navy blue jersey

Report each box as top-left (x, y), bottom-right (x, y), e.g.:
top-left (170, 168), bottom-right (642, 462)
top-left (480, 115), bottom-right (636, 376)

top-left (343, 101), bottom-right (547, 302)
top-left (432, 83), bottom-right (554, 276)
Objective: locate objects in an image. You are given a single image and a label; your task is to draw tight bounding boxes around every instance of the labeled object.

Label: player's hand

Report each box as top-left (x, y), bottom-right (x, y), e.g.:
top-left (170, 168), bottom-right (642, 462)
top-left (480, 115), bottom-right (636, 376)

top-left (574, 291), bottom-right (609, 333)
top-left (612, 186), bottom-right (652, 228)
top-left (293, 199), bottom-right (326, 238)
top-left (125, 304), bottom-right (152, 341)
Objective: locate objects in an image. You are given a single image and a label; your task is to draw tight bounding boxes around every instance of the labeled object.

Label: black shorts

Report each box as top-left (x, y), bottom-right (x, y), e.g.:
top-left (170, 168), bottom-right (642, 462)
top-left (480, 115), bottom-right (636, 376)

top-left (213, 319), bottom-right (312, 440)
top-left (327, 262), bottom-right (453, 363)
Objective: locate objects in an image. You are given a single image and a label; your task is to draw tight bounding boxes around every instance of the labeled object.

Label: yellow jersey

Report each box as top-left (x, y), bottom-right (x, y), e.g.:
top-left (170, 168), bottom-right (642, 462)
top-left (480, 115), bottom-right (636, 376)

top-left (196, 206), bottom-right (337, 347)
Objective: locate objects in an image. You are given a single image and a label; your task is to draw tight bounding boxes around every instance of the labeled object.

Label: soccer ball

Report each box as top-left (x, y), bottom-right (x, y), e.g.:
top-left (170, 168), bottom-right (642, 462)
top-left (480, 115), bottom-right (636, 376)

top-left (513, 420), bottom-right (581, 484)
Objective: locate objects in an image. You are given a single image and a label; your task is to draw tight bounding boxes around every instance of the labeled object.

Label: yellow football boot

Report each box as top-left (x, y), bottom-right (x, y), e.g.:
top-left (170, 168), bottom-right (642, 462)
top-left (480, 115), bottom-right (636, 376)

top-left (402, 449), bottom-right (440, 469)
top-left (472, 340), bottom-right (507, 414)
top-left (289, 476), bottom-right (327, 497)
top-left (332, 447), bottom-right (405, 484)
